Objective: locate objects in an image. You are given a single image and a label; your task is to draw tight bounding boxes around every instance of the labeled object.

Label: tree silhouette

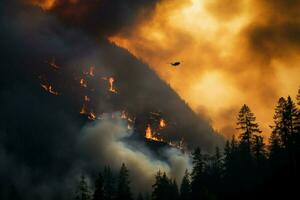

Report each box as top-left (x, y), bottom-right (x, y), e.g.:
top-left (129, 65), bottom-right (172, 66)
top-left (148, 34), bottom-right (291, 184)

top-left (136, 193), bottom-right (144, 200)
top-left (170, 179), bottom-right (179, 200)
top-left (180, 170), bottom-right (191, 200)
top-left (297, 87), bottom-right (300, 106)
top-left (252, 135), bottom-right (266, 166)
top-left (237, 104), bottom-right (262, 153)
top-left (116, 163), bottom-right (132, 200)
top-left (190, 147), bottom-right (207, 200)
top-left (75, 175), bottom-right (91, 200)
top-left (93, 173), bottom-right (104, 200)
top-left (269, 128), bottom-right (282, 166)
top-left (152, 171), bottom-right (177, 200)
top-left (211, 147), bottom-right (223, 179)
top-left (103, 166), bottom-right (115, 200)
top-left (7, 185), bottom-right (19, 200)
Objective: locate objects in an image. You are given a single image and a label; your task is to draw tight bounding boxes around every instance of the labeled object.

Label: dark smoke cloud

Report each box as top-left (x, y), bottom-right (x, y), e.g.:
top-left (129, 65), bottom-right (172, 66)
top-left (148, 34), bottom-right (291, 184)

top-left (0, 0), bottom-right (223, 199)
top-left (41, 0), bottom-right (160, 36)
top-left (245, 0), bottom-right (300, 60)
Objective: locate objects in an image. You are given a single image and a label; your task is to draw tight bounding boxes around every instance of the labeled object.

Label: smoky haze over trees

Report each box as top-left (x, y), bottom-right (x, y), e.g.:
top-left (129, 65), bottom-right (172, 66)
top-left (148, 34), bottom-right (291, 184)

top-left (66, 89), bottom-right (300, 200)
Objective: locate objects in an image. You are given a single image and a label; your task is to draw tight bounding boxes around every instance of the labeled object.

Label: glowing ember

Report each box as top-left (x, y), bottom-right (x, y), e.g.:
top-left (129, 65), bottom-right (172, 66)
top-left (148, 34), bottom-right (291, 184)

top-left (145, 124), bottom-right (163, 142)
top-left (159, 119), bottom-right (166, 128)
top-left (80, 104), bottom-right (88, 115)
top-left (108, 77), bottom-right (117, 93)
top-left (41, 84), bottom-right (59, 96)
top-left (88, 112), bottom-right (97, 121)
top-left (103, 77), bottom-right (118, 93)
top-left (80, 78), bottom-right (87, 88)
top-left (89, 66), bottom-right (95, 77)
top-left (145, 124), bottom-right (153, 139)
top-left (84, 95), bottom-right (90, 102)
top-left (121, 111), bottom-right (127, 119)
top-left (46, 58), bottom-right (59, 70)
top-left (31, 0), bottom-right (56, 10)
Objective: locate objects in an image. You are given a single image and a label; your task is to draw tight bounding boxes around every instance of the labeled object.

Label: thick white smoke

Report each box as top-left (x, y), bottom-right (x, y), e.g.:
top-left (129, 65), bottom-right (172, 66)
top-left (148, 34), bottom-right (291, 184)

top-left (80, 115), bottom-right (192, 193)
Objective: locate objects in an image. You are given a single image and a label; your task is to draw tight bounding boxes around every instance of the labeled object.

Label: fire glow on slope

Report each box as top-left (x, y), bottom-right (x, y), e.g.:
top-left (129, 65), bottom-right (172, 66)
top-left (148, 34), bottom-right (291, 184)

top-left (39, 57), bottom-right (185, 149)
top-left (29, 0), bottom-right (300, 139)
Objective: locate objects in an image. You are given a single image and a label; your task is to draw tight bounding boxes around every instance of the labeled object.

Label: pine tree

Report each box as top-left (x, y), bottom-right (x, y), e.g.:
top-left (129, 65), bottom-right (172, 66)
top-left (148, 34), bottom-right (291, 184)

top-left (7, 185), bottom-right (19, 200)
top-left (223, 140), bottom-right (231, 172)
top-left (170, 180), bottom-right (179, 200)
top-left (272, 97), bottom-right (288, 148)
top-left (190, 147), bottom-right (206, 200)
top-left (297, 87), bottom-right (300, 106)
top-left (223, 135), bottom-right (237, 172)
top-left (269, 130), bottom-right (282, 163)
top-left (93, 173), bottom-right (104, 200)
top-left (295, 87), bottom-right (300, 167)
top-left (252, 135), bottom-right (266, 165)
top-left (180, 170), bottom-right (191, 200)
top-left (191, 147), bottom-right (204, 181)
top-left (116, 163), bottom-right (132, 200)
top-left (236, 104), bottom-right (262, 154)
top-left (103, 166), bottom-right (115, 200)
top-left (136, 193), bottom-right (144, 200)
top-left (230, 134), bottom-right (238, 153)
top-left (75, 175), bottom-right (92, 200)
top-left (152, 171), bottom-right (175, 200)
top-left (235, 105), bottom-right (262, 193)
top-left (285, 96), bottom-right (300, 146)
top-left (212, 147), bottom-right (222, 178)
top-left (272, 97), bottom-right (299, 151)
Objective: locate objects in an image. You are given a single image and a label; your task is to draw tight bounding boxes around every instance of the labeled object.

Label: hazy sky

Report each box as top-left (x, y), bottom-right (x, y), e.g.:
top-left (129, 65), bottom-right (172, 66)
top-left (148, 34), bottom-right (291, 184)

top-left (109, 0), bottom-right (300, 139)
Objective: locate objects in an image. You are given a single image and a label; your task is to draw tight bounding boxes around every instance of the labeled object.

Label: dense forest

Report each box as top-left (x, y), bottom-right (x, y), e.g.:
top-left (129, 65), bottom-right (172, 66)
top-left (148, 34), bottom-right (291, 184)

top-left (8, 88), bottom-right (300, 200)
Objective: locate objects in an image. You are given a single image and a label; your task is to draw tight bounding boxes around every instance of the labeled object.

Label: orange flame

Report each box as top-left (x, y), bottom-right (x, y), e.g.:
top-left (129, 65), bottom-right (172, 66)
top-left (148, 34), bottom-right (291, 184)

top-left (108, 77), bottom-right (117, 93)
top-left (84, 95), bottom-right (90, 102)
top-left (30, 0), bottom-right (57, 10)
top-left (80, 104), bottom-right (88, 115)
top-left (88, 112), bottom-right (97, 121)
top-left (145, 124), bottom-right (153, 139)
top-left (145, 124), bottom-right (163, 142)
top-left (120, 111), bottom-right (127, 119)
top-left (80, 78), bottom-right (87, 88)
top-left (41, 84), bottom-right (59, 96)
top-left (102, 77), bottom-right (118, 93)
top-left (89, 66), bottom-right (95, 77)
top-left (159, 119), bottom-right (166, 128)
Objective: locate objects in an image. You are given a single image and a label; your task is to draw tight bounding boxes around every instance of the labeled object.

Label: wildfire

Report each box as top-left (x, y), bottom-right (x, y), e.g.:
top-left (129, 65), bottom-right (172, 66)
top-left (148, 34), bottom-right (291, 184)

top-left (102, 77), bottom-right (118, 93)
top-left (80, 78), bottom-right (87, 88)
top-left (84, 95), bottom-right (90, 102)
top-left (40, 84), bottom-right (59, 96)
top-left (121, 111), bottom-right (127, 119)
top-left (145, 124), bottom-right (163, 142)
top-left (89, 66), bottom-right (95, 77)
top-left (108, 77), bottom-right (117, 93)
top-left (80, 104), bottom-right (88, 115)
top-left (88, 112), bottom-right (97, 121)
top-left (46, 58), bottom-right (59, 70)
top-left (30, 0), bottom-right (56, 10)
top-left (159, 119), bottom-right (166, 128)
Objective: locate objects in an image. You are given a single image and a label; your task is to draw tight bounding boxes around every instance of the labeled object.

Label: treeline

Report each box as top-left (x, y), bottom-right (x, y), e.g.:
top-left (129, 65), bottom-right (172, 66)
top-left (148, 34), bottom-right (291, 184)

top-left (75, 88), bottom-right (300, 200)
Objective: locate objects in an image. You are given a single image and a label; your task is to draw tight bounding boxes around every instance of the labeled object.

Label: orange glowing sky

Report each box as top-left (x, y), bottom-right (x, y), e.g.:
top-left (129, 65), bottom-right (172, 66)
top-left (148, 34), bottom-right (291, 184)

top-left (109, 0), bottom-right (300, 139)
top-left (29, 0), bottom-right (300, 140)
